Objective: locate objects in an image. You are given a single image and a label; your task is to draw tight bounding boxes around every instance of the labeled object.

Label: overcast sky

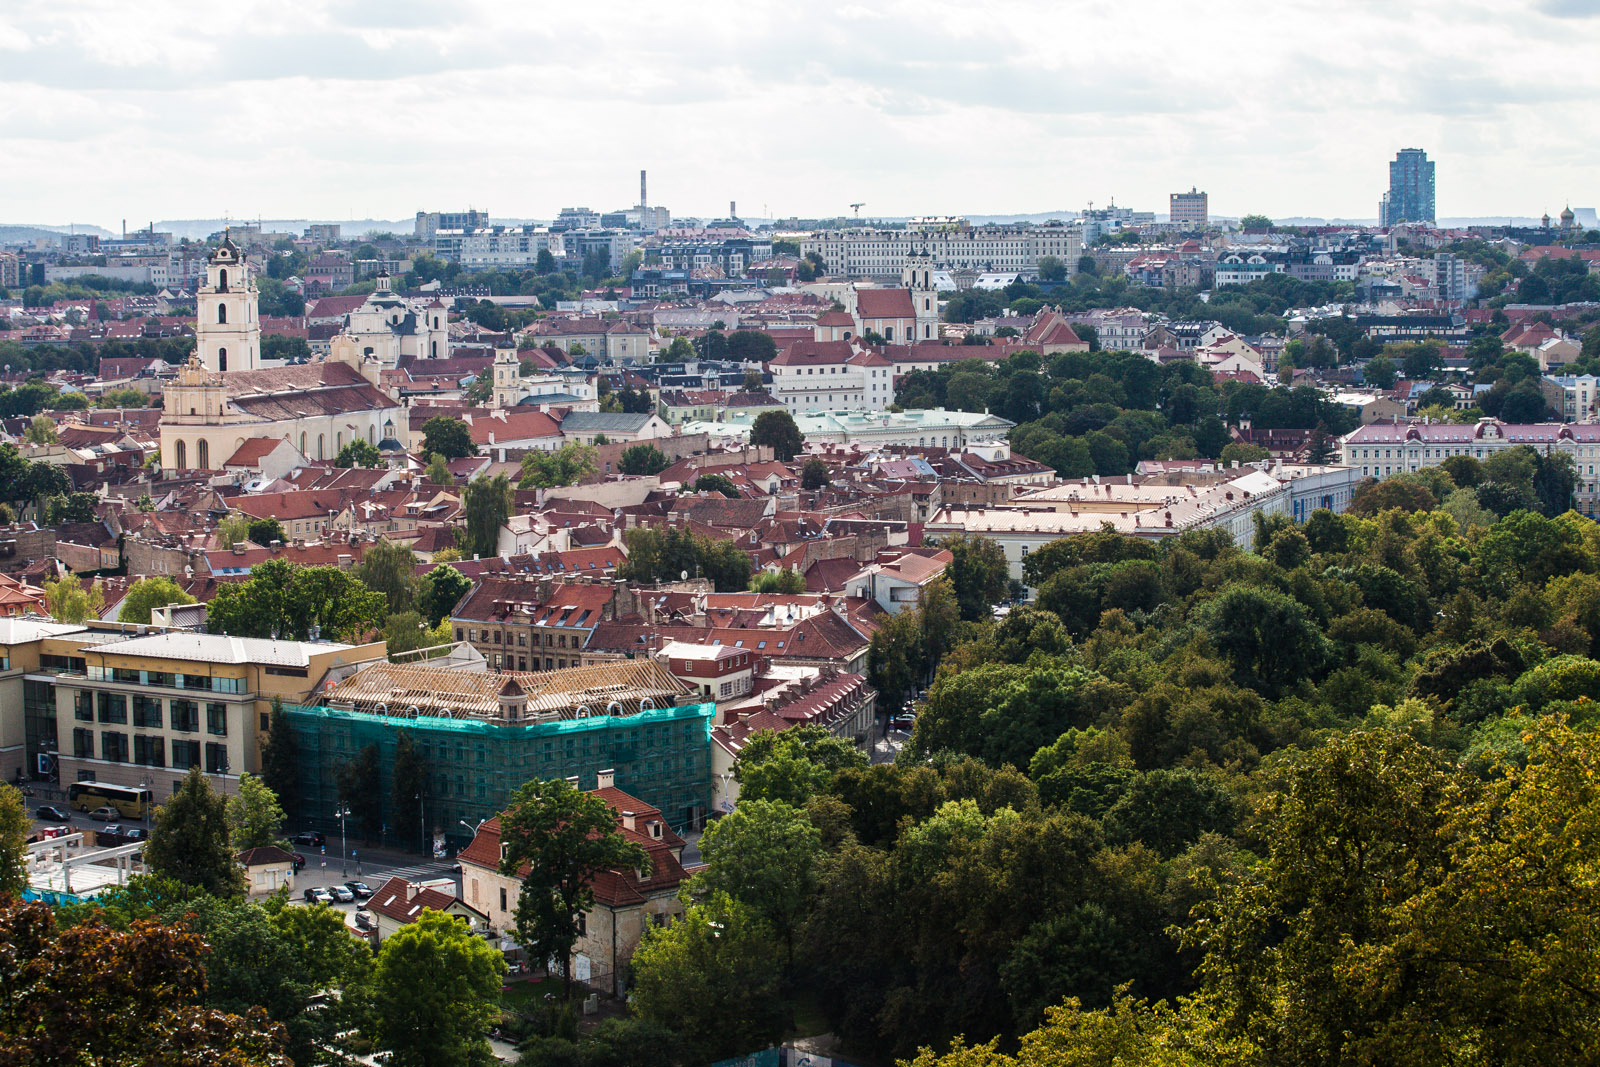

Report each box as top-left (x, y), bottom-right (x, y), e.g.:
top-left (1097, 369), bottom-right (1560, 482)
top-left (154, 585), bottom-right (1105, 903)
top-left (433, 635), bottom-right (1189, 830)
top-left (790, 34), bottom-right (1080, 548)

top-left (4, 0), bottom-right (1598, 230)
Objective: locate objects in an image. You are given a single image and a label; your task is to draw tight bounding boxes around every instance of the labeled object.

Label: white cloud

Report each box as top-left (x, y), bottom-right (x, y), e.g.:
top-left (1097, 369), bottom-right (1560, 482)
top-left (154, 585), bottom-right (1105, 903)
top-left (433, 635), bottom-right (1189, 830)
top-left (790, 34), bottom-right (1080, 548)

top-left (4, 0), bottom-right (1599, 226)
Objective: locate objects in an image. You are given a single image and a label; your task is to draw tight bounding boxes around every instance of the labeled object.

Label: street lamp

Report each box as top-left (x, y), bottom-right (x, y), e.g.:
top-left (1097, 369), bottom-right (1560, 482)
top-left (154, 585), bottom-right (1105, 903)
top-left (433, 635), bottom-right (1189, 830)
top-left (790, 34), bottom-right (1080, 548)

top-left (335, 806), bottom-right (352, 877)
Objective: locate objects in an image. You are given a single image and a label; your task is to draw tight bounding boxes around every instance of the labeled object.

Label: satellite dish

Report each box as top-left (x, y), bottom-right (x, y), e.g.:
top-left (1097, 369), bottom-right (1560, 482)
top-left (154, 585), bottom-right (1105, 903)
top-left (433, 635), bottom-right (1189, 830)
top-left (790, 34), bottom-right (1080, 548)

top-left (681, 570), bottom-right (688, 581)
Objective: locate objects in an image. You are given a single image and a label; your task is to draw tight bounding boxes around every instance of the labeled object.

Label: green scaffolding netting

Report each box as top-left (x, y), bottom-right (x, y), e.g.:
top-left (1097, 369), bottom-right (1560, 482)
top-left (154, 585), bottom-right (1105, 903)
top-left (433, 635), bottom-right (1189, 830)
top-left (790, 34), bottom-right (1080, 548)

top-left (283, 701), bottom-right (716, 846)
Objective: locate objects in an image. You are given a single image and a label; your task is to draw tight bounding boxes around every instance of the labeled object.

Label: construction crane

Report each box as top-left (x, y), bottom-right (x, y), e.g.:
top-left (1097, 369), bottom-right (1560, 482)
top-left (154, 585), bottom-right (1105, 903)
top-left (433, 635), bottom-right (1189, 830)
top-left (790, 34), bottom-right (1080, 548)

top-left (850, 202), bottom-right (865, 217)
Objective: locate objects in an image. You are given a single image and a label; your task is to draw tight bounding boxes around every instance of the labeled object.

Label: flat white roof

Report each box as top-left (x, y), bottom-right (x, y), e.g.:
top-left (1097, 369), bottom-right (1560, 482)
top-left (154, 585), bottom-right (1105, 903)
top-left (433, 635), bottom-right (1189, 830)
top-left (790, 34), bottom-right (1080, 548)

top-left (0, 618), bottom-right (89, 645)
top-left (89, 631), bottom-right (359, 667)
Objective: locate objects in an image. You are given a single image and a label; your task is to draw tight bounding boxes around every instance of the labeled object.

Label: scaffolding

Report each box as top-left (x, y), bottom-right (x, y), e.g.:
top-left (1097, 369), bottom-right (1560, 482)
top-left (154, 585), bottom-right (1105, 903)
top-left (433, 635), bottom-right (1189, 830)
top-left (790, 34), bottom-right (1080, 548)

top-left (285, 697), bottom-right (716, 847)
top-left (319, 659), bottom-right (688, 722)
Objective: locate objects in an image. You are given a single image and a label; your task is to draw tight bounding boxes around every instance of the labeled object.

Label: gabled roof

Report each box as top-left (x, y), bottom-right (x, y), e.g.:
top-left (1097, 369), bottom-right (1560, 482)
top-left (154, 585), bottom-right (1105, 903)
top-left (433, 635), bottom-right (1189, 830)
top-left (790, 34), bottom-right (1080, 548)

top-left (769, 340), bottom-right (854, 367)
top-left (223, 437), bottom-right (292, 467)
top-left (559, 411), bottom-right (656, 433)
top-left (368, 875), bottom-right (486, 925)
top-left (855, 288), bottom-right (915, 320)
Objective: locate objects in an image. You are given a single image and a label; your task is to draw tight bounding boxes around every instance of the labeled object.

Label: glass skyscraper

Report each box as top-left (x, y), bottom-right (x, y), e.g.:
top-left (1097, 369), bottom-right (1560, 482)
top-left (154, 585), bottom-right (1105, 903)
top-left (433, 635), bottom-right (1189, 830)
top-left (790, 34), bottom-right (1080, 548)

top-left (1379, 148), bottom-right (1436, 226)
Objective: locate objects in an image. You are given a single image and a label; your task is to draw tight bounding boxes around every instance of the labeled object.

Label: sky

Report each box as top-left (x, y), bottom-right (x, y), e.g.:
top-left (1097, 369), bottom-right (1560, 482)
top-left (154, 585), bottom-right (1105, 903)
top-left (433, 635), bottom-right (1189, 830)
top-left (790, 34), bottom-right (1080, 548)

top-left (3, 0), bottom-right (1599, 230)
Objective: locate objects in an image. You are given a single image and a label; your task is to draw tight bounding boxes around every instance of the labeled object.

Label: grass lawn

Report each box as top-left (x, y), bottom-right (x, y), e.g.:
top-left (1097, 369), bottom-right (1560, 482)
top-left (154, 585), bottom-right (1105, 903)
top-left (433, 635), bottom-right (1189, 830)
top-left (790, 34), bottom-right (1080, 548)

top-left (501, 976), bottom-right (563, 1013)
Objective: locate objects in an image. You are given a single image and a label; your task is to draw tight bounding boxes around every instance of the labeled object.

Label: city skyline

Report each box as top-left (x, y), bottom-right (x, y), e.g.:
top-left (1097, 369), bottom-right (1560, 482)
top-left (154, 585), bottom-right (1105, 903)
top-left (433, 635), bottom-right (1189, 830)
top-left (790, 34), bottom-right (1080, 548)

top-left (4, 0), bottom-right (1599, 227)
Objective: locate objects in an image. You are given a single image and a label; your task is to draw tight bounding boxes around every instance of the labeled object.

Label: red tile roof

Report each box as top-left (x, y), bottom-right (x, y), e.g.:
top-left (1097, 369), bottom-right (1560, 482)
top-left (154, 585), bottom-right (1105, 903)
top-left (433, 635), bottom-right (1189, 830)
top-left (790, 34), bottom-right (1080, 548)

top-left (855, 288), bottom-right (915, 321)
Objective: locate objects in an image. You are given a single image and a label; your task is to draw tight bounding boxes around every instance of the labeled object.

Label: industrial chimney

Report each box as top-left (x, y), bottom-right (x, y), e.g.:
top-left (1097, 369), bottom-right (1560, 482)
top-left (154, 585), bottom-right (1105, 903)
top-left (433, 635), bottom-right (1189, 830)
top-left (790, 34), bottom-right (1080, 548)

top-left (730, 200), bottom-right (737, 218)
top-left (640, 169), bottom-right (647, 208)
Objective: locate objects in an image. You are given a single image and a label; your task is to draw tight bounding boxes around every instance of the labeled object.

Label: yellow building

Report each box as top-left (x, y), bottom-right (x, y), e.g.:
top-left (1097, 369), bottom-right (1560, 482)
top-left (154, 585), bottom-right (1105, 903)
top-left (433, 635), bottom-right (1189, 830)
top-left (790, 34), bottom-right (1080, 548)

top-left (8, 624), bottom-right (384, 798)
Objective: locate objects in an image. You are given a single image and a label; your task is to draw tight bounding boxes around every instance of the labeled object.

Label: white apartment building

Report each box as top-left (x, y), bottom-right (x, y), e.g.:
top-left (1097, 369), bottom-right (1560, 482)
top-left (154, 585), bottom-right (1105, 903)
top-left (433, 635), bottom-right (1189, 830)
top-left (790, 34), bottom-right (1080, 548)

top-left (452, 227), bottom-right (563, 271)
top-left (768, 341), bottom-right (894, 412)
top-left (802, 221), bottom-right (1082, 279)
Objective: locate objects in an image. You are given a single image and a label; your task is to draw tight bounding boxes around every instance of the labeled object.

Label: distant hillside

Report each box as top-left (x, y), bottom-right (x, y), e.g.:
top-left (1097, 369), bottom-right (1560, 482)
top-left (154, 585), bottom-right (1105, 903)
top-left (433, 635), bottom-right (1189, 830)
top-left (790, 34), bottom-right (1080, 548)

top-left (0, 223), bottom-right (116, 243)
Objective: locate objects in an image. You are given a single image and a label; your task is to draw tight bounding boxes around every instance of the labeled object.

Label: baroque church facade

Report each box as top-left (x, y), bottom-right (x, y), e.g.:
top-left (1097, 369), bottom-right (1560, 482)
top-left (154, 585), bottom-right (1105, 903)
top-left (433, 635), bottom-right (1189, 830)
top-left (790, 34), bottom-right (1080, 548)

top-left (162, 242), bottom-right (409, 471)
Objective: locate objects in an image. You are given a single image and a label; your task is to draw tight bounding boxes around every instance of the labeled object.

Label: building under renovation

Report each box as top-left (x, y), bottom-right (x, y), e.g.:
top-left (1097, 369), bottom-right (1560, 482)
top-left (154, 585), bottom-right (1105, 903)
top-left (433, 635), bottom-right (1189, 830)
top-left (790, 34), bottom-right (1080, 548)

top-left (283, 659), bottom-right (714, 847)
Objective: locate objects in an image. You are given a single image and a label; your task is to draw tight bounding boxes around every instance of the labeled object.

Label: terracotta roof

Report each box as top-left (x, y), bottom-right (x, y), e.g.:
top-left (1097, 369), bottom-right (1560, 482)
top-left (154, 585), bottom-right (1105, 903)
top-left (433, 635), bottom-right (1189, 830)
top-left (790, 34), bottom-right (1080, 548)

top-left (769, 340), bottom-right (854, 367)
top-left (855, 288), bottom-right (915, 321)
top-left (367, 875), bottom-right (484, 925)
top-left (223, 437), bottom-right (290, 467)
top-left (459, 785), bottom-right (688, 908)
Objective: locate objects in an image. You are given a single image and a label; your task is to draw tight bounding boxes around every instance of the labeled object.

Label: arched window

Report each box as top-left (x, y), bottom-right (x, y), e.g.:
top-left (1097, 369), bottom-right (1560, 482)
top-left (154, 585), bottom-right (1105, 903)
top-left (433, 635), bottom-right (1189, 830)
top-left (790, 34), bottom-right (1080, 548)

top-left (217, 269), bottom-right (228, 291)
top-left (217, 347), bottom-right (227, 372)
top-left (174, 440), bottom-right (187, 469)
top-left (217, 304), bottom-right (227, 325)
top-left (368, 425), bottom-right (375, 444)
top-left (336, 431), bottom-right (344, 451)
top-left (317, 434), bottom-right (325, 460)
top-left (197, 440), bottom-right (209, 470)
top-left (300, 432), bottom-right (307, 455)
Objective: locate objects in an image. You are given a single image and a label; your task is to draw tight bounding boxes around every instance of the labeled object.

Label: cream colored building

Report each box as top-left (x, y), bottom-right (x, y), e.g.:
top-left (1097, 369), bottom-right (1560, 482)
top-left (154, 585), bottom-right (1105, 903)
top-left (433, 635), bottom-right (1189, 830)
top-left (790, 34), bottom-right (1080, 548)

top-left (14, 628), bottom-right (385, 798)
top-left (160, 337), bottom-right (408, 470)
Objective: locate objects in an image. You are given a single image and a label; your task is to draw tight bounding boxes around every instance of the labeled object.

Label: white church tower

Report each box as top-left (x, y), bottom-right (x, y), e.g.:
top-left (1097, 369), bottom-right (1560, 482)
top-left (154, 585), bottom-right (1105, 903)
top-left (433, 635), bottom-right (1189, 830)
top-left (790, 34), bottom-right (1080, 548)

top-left (903, 251), bottom-right (939, 342)
top-left (195, 234), bottom-right (261, 373)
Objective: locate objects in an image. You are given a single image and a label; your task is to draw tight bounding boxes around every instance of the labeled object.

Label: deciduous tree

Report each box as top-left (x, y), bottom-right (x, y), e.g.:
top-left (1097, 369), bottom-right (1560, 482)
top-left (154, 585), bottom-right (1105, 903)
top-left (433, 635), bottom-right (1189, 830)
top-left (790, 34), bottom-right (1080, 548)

top-left (421, 415), bottom-right (476, 460)
top-left (117, 575), bottom-right (196, 624)
top-left (497, 777), bottom-right (645, 999)
top-left (145, 765), bottom-right (247, 897)
top-left (372, 910), bottom-right (504, 1067)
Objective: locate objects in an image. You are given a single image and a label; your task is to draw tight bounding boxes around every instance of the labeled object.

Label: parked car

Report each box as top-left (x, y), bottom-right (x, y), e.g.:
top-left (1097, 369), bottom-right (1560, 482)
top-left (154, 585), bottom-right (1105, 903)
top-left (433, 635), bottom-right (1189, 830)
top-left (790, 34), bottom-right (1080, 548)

top-left (890, 715), bottom-right (916, 731)
top-left (345, 881), bottom-right (372, 899)
top-left (121, 827), bottom-right (147, 841)
top-left (328, 885), bottom-right (355, 903)
top-left (35, 805), bottom-right (70, 822)
top-left (290, 831), bottom-right (325, 848)
top-left (291, 852), bottom-right (306, 871)
top-left (101, 824), bottom-right (122, 837)
top-left (303, 886), bottom-right (333, 904)
top-left (353, 910), bottom-right (373, 930)
top-left (88, 807), bottom-right (119, 822)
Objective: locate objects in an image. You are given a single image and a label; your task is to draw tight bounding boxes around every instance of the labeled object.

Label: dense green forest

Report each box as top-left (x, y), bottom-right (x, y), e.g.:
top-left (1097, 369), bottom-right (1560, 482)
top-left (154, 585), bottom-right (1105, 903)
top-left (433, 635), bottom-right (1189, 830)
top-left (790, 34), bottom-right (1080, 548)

top-left (739, 501), bottom-right (1600, 1065)
top-left (897, 351), bottom-right (1351, 476)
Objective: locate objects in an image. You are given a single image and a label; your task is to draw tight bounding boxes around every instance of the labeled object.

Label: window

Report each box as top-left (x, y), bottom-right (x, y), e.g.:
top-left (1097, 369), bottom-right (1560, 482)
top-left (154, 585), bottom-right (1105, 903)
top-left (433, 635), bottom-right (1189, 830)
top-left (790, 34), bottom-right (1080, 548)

top-left (170, 700), bottom-right (198, 733)
top-left (576, 912), bottom-right (586, 937)
top-left (260, 712), bottom-right (270, 732)
top-left (172, 739), bottom-right (199, 770)
top-left (217, 349), bottom-right (226, 373)
top-left (101, 731), bottom-right (128, 763)
top-left (97, 692), bottom-right (127, 725)
top-left (217, 304), bottom-right (226, 325)
top-left (500, 887), bottom-right (507, 912)
top-left (73, 727), bottom-right (93, 759)
top-left (205, 743), bottom-right (228, 774)
top-left (206, 703), bottom-right (228, 736)
top-left (133, 695), bottom-right (162, 728)
top-left (134, 734), bottom-right (165, 767)
top-left (74, 691), bottom-right (93, 721)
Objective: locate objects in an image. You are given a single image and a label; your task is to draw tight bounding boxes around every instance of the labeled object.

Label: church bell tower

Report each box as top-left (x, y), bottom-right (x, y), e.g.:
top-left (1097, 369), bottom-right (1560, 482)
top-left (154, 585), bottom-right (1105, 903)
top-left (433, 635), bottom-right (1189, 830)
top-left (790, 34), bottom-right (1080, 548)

top-left (195, 233), bottom-right (261, 373)
top-left (903, 251), bottom-right (938, 342)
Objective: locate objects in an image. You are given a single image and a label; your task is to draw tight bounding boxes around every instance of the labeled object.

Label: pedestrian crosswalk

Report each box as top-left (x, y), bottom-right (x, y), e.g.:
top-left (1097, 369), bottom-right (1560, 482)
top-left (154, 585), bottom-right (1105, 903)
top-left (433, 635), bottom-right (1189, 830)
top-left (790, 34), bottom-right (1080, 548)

top-left (365, 860), bottom-right (458, 882)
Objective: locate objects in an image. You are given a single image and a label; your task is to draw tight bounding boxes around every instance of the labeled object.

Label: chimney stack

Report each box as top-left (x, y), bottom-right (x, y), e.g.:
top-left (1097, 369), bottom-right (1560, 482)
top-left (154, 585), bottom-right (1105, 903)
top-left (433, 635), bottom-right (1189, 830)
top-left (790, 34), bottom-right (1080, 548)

top-left (640, 170), bottom-right (647, 208)
top-left (597, 768), bottom-right (615, 790)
